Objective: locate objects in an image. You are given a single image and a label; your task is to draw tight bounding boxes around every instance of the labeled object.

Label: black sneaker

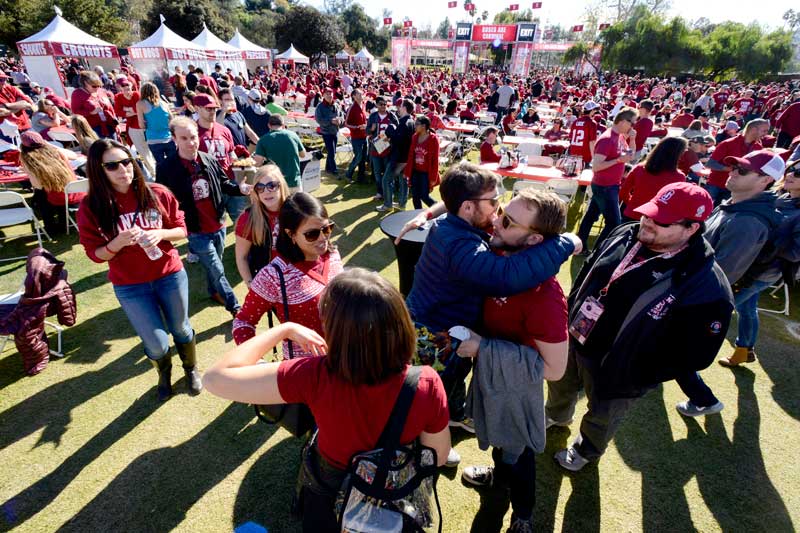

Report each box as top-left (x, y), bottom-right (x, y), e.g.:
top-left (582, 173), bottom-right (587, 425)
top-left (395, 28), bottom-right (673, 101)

top-left (507, 515), bottom-right (534, 533)
top-left (461, 465), bottom-right (494, 487)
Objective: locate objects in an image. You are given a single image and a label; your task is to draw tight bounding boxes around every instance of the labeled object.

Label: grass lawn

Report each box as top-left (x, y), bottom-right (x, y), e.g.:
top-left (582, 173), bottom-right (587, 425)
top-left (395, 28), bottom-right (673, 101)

top-left (0, 160), bottom-right (798, 532)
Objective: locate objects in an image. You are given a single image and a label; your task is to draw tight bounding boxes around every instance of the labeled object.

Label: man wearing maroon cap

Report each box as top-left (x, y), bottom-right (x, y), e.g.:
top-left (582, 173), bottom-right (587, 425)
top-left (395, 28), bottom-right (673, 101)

top-left (547, 182), bottom-right (734, 471)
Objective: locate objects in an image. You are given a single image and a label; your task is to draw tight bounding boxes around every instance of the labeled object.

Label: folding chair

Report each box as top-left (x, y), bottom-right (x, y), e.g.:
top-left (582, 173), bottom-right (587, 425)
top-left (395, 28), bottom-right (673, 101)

top-left (334, 131), bottom-right (354, 166)
top-left (48, 130), bottom-right (81, 151)
top-left (547, 178), bottom-right (580, 204)
top-left (512, 180), bottom-right (548, 196)
top-left (0, 288), bottom-right (64, 358)
top-left (517, 142), bottom-right (544, 157)
top-left (64, 179), bottom-right (89, 234)
top-left (757, 281), bottom-right (791, 316)
top-left (0, 191), bottom-right (51, 262)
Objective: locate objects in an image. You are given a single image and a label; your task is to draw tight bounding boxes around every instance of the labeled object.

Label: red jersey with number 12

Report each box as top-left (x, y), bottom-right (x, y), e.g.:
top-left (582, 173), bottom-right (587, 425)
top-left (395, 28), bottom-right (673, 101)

top-left (568, 117), bottom-right (598, 163)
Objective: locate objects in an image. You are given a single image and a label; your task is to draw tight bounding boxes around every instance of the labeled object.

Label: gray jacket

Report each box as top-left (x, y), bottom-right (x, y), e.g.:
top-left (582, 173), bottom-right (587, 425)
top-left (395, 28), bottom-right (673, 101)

top-left (465, 337), bottom-right (545, 460)
top-left (314, 100), bottom-right (341, 135)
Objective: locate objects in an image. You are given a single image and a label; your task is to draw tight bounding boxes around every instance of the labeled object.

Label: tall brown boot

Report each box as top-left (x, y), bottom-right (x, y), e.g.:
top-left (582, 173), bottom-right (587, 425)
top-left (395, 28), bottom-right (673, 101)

top-left (718, 346), bottom-right (752, 367)
top-left (176, 334), bottom-right (202, 395)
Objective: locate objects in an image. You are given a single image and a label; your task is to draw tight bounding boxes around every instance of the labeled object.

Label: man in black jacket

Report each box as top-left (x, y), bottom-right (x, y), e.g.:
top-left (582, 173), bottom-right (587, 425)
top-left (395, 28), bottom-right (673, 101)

top-left (546, 182), bottom-right (734, 472)
top-left (376, 99), bottom-right (415, 212)
top-left (157, 116), bottom-right (250, 318)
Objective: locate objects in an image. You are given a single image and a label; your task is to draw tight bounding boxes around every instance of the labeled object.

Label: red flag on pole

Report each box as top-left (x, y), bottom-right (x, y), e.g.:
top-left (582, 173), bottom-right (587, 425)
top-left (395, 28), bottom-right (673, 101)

top-left (404, 20), bottom-right (413, 27)
top-left (465, 3), bottom-right (475, 10)
top-left (572, 25), bottom-right (584, 32)
top-left (384, 17), bottom-right (392, 25)
top-left (509, 4), bottom-right (519, 10)
top-left (532, 1), bottom-right (542, 7)
top-left (598, 23), bottom-right (610, 30)
top-left (448, 0), bottom-right (457, 7)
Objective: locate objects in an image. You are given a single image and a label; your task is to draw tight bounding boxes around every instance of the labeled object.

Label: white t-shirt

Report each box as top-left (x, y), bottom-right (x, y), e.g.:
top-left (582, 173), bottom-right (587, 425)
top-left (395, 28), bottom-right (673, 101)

top-left (497, 85), bottom-right (515, 108)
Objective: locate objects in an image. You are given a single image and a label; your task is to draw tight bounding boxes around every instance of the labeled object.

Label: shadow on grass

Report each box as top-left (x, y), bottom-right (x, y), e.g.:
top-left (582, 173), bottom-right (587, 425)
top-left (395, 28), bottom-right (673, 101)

top-left (615, 374), bottom-right (793, 532)
top-left (55, 403), bottom-right (275, 533)
top-left (752, 326), bottom-right (800, 421)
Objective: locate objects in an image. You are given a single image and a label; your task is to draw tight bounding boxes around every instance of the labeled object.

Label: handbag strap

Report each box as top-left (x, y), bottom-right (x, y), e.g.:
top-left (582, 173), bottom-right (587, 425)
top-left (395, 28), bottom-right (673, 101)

top-left (271, 263), bottom-right (293, 358)
top-left (376, 366), bottom-right (422, 450)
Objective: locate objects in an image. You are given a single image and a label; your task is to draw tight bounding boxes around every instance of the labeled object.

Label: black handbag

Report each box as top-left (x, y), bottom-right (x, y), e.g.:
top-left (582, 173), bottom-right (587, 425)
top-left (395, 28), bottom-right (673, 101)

top-left (253, 264), bottom-right (316, 438)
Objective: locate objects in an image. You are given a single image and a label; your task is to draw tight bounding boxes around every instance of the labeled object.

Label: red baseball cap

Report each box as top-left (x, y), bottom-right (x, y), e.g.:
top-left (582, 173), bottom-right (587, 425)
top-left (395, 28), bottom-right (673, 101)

top-left (192, 94), bottom-right (219, 108)
top-left (634, 182), bottom-right (713, 224)
top-left (723, 149), bottom-right (785, 181)
top-left (0, 71), bottom-right (8, 80)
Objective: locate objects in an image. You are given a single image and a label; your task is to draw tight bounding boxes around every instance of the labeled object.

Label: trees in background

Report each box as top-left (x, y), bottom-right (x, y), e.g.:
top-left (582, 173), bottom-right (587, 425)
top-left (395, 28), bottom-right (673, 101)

top-left (275, 5), bottom-right (344, 64)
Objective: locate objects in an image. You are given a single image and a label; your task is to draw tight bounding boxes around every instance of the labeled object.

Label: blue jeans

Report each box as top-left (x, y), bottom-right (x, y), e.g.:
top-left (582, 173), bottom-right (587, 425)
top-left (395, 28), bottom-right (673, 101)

top-left (187, 228), bottom-right (239, 312)
top-left (223, 194), bottom-right (248, 225)
top-left (734, 279), bottom-right (773, 348)
top-left (346, 138), bottom-right (368, 181)
top-left (148, 141), bottom-right (176, 169)
top-left (321, 133), bottom-right (338, 173)
top-left (703, 183), bottom-right (730, 206)
top-left (370, 155), bottom-right (389, 196)
top-left (410, 171), bottom-right (435, 209)
top-left (382, 162), bottom-right (408, 208)
top-left (113, 269), bottom-right (193, 360)
top-left (676, 371), bottom-right (719, 408)
top-left (577, 184), bottom-right (621, 251)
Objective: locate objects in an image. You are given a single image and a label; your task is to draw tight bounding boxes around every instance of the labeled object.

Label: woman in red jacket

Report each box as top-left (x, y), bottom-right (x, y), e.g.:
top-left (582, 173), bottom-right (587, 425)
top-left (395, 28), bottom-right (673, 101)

top-left (77, 139), bottom-right (197, 401)
top-left (620, 136), bottom-right (688, 221)
top-left (404, 116), bottom-right (440, 209)
top-left (70, 71), bottom-right (118, 140)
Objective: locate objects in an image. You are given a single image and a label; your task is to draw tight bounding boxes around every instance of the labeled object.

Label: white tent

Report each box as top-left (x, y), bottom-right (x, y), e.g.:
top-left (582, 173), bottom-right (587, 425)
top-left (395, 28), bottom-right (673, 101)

top-left (353, 48), bottom-right (376, 71)
top-left (192, 24), bottom-right (248, 80)
top-left (275, 44), bottom-right (309, 65)
top-left (129, 20), bottom-right (210, 88)
top-left (228, 29), bottom-right (272, 73)
top-left (17, 14), bottom-right (121, 98)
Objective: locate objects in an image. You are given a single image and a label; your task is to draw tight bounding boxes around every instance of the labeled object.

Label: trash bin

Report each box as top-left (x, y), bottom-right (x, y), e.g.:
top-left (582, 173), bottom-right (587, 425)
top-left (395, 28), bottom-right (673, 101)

top-left (379, 209), bottom-right (431, 297)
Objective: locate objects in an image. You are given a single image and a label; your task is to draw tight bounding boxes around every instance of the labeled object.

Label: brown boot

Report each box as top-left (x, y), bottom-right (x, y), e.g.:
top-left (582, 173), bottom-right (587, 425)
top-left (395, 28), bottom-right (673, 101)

top-left (718, 347), bottom-right (751, 367)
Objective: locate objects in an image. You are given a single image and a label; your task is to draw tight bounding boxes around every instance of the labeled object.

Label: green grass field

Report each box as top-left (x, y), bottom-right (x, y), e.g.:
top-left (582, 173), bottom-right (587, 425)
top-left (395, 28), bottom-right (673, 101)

top-left (1, 165), bottom-right (798, 532)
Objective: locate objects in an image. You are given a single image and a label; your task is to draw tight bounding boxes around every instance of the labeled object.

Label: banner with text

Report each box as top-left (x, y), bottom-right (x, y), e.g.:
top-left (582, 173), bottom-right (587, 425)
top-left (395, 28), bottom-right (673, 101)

top-left (509, 42), bottom-right (533, 76)
top-left (452, 41), bottom-right (470, 73)
top-left (455, 22), bottom-right (473, 41)
top-left (471, 25), bottom-right (518, 42)
top-left (391, 38), bottom-right (411, 72)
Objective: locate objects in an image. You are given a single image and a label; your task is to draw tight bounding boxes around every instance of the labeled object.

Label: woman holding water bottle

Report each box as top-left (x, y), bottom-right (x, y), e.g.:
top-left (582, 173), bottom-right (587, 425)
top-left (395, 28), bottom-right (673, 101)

top-left (77, 139), bottom-right (199, 402)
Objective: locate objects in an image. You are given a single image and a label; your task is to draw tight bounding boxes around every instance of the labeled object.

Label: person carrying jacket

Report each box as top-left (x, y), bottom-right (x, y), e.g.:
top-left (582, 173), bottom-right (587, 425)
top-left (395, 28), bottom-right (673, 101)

top-left (314, 87), bottom-right (342, 176)
top-left (547, 182), bottom-right (734, 471)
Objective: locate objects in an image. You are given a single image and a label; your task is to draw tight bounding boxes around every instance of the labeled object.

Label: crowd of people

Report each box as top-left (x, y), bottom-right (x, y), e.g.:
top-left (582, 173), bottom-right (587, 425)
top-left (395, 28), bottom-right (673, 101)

top-left (2, 55), bottom-right (800, 532)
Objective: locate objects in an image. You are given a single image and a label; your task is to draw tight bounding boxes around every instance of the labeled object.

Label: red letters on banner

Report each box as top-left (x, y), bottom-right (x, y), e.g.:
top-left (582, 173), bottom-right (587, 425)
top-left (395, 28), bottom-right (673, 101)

top-left (465, 3), bottom-right (475, 10)
top-left (599, 23), bottom-right (610, 30)
top-left (448, 1), bottom-right (457, 7)
top-left (572, 25), bottom-right (584, 32)
top-left (384, 17), bottom-right (392, 25)
top-left (471, 25), bottom-right (518, 42)
top-left (404, 20), bottom-right (413, 27)
top-left (509, 3), bottom-right (519, 9)
top-left (532, 2), bottom-right (542, 7)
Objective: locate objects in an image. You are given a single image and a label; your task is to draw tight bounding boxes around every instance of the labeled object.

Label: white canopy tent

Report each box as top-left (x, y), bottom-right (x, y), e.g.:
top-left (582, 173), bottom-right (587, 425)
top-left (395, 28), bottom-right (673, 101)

top-left (192, 24), bottom-right (248, 80)
top-left (275, 44), bottom-right (309, 67)
top-left (128, 20), bottom-right (210, 89)
top-left (334, 49), bottom-right (352, 65)
top-left (353, 48), bottom-right (376, 71)
top-left (227, 29), bottom-right (272, 73)
top-left (17, 14), bottom-right (121, 98)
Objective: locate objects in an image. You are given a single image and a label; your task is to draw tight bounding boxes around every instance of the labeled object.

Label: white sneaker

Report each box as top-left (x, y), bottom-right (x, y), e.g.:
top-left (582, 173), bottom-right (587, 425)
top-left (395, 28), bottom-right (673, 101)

top-left (554, 447), bottom-right (590, 472)
top-left (546, 416), bottom-right (573, 429)
top-left (444, 447), bottom-right (461, 468)
top-left (675, 400), bottom-right (724, 417)
top-left (186, 252), bottom-right (199, 264)
top-left (375, 205), bottom-right (391, 212)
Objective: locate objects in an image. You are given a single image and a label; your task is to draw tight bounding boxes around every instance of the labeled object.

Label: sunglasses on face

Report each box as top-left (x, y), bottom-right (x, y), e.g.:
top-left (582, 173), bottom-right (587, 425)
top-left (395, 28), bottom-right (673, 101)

top-left (302, 222), bottom-right (335, 242)
top-left (497, 205), bottom-right (537, 232)
top-left (254, 181), bottom-right (280, 194)
top-left (102, 158), bottom-right (134, 171)
top-left (733, 166), bottom-right (765, 177)
top-left (645, 216), bottom-right (692, 228)
top-left (469, 193), bottom-right (502, 208)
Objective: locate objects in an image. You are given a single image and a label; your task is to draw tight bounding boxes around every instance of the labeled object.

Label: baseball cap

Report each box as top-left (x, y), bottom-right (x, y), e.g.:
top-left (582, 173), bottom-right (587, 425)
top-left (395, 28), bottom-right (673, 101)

top-left (723, 150), bottom-right (786, 181)
top-left (29, 81), bottom-right (40, 89)
top-left (20, 131), bottom-right (46, 149)
top-left (701, 135), bottom-right (715, 145)
top-left (248, 88), bottom-right (262, 100)
top-left (193, 93), bottom-right (219, 108)
top-left (0, 71), bottom-right (8, 80)
top-left (725, 121), bottom-right (740, 131)
top-left (682, 129), bottom-right (705, 140)
top-left (583, 100), bottom-right (599, 111)
top-left (634, 182), bottom-right (713, 224)
top-left (116, 76), bottom-right (130, 86)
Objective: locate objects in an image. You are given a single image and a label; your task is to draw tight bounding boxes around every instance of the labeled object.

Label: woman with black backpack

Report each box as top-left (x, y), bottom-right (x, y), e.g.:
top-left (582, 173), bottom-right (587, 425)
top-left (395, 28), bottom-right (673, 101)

top-left (204, 268), bottom-right (451, 531)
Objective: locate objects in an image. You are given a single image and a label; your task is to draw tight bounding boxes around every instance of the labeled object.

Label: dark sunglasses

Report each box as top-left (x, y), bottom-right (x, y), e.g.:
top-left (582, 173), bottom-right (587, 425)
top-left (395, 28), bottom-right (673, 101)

top-left (733, 166), bottom-right (767, 177)
top-left (469, 193), bottom-right (502, 208)
top-left (102, 158), bottom-right (134, 171)
top-left (497, 205), bottom-right (538, 232)
top-left (647, 216), bottom-right (694, 229)
top-left (302, 222), bottom-right (335, 242)
top-left (254, 181), bottom-right (280, 194)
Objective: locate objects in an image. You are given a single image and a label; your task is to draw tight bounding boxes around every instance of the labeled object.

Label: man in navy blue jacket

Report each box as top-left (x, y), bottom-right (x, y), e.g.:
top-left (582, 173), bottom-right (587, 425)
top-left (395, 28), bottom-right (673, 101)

top-left (403, 162), bottom-right (580, 466)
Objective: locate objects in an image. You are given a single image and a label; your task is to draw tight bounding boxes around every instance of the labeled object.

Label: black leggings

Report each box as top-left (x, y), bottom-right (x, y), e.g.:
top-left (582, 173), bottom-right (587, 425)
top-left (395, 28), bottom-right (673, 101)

top-left (493, 446), bottom-right (536, 521)
top-left (410, 171), bottom-right (436, 209)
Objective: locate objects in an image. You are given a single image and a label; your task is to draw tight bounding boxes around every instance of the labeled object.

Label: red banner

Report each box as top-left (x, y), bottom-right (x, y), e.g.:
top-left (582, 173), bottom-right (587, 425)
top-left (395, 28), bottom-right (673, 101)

top-left (510, 42), bottom-right (533, 77)
top-left (410, 39), bottom-right (452, 48)
top-left (572, 25), bottom-right (584, 32)
top-left (48, 42), bottom-right (119, 59)
top-left (448, 28), bottom-right (455, 39)
top-left (452, 41), bottom-right (470, 73)
top-left (391, 38), bottom-right (411, 71)
top-left (599, 23), bottom-right (610, 30)
top-left (17, 41), bottom-right (51, 56)
top-left (472, 25), bottom-right (518, 42)
top-left (532, 1), bottom-right (542, 7)
top-left (509, 3), bottom-right (519, 10)
top-left (403, 20), bottom-right (413, 27)
top-left (165, 48), bottom-right (208, 61)
top-left (384, 17), bottom-right (392, 25)
top-left (465, 3), bottom-right (475, 10)
top-left (448, 1), bottom-right (457, 6)
top-left (129, 47), bottom-right (165, 60)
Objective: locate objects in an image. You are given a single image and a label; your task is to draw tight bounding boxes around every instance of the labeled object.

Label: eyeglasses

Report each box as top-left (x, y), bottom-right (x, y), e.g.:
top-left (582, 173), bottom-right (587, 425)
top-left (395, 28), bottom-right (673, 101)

top-left (497, 205), bottom-right (538, 233)
top-left (733, 166), bottom-right (766, 177)
top-left (302, 222), bottom-right (335, 242)
top-left (254, 181), bottom-right (280, 194)
top-left (102, 158), bottom-right (134, 171)
top-left (645, 216), bottom-right (694, 228)
top-left (469, 193), bottom-right (502, 208)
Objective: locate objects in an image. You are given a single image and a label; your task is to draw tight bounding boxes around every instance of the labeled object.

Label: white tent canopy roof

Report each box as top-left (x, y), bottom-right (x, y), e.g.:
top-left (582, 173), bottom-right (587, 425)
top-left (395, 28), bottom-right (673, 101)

top-left (335, 49), bottom-right (352, 59)
top-left (131, 22), bottom-right (205, 50)
top-left (354, 48), bottom-right (374, 60)
top-left (275, 44), bottom-right (309, 62)
top-left (227, 29), bottom-right (269, 52)
top-left (19, 15), bottom-right (115, 47)
top-left (192, 24), bottom-right (240, 52)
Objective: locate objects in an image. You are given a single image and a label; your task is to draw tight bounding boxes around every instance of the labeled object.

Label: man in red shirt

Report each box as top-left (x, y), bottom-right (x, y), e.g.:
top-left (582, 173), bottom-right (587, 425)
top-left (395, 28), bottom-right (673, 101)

top-left (712, 86), bottom-right (730, 119)
top-left (775, 91), bottom-right (800, 149)
top-left (344, 88), bottom-right (368, 182)
top-left (458, 189), bottom-right (569, 532)
top-left (568, 101), bottom-right (599, 164)
top-left (480, 127), bottom-right (502, 164)
top-left (704, 118), bottom-right (768, 204)
top-left (632, 99), bottom-right (654, 162)
top-left (731, 89), bottom-right (755, 119)
top-left (670, 107), bottom-right (695, 129)
top-left (0, 71), bottom-right (34, 133)
top-left (576, 107), bottom-right (638, 253)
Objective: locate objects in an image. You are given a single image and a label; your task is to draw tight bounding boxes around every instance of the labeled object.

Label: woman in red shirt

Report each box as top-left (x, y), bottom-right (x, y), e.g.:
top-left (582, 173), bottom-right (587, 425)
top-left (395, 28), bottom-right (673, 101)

top-left (204, 268), bottom-right (451, 531)
top-left (620, 136), bottom-right (688, 221)
top-left (77, 139), bottom-right (197, 401)
top-left (114, 77), bottom-right (155, 176)
top-left (480, 127), bottom-right (502, 164)
top-left (70, 70), bottom-right (118, 140)
top-left (404, 116), bottom-right (440, 209)
top-left (542, 118), bottom-right (567, 141)
top-left (233, 193), bottom-right (343, 358)
top-left (234, 164), bottom-right (289, 287)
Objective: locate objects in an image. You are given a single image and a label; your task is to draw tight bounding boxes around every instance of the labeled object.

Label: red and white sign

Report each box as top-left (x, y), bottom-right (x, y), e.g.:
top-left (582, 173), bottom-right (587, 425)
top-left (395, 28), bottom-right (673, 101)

top-left (510, 42), bottom-right (533, 77)
top-left (572, 25), bottom-right (584, 32)
top-left (165, 48), bottom-right (208, 61)
top-left (599, 23), bottom-right (610, 30)
top-left (532, 42), bottom-right (572, 51)
top-left (384, 17), bottom-right (392, 25)
top-left (17, 42), bottom-right (50, 56)
top-left (26, 41), bottom-right (120, 59)
top-left (391, 38), bottom-right (411, 71)
top-left (452, 41), bottom-right (470, 73)
top-left (472, 25), bottom-right (518, 42)
top-left (532, 2), bottom-right (542, 8)
top-left (243, 50), bottom-right (271, 61)
top-left (129, 47), bottom-right (165, 60)
top-left (509, 3), bottom-right (519, 10)
top-left (403, 20), bottom-right (413, 28)
top-left (465, 3), bottom-right (475, 10)
top-left (411, 39), bottom-right (452, 49)
top-left (448, 1), bottom-right (457, 7)
top-left (448, 28), bottom-right (455, 39)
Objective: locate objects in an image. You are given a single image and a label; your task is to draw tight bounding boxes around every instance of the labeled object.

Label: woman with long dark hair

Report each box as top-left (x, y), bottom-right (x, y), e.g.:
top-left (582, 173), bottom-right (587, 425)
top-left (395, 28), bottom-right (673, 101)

top-left (620, 136), bottom-right (688, 221)
top-left (77, 139), bottom-right (198, 401)
top-left (232, 193), bottom-right (343, 358)
top-left (205, 268), bottom-right (450, 531)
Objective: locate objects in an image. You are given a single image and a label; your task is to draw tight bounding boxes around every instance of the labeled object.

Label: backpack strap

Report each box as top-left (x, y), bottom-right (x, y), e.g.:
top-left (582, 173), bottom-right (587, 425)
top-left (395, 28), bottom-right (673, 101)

top-left (271, 263), bottom-right (293, 359)
top-left (376, 366), bottom-right (422, 450)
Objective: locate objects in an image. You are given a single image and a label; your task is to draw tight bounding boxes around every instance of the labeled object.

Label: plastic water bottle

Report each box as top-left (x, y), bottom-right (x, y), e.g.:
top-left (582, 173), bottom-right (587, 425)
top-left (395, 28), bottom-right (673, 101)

top-left (141, 242), bottom-right (163, 260)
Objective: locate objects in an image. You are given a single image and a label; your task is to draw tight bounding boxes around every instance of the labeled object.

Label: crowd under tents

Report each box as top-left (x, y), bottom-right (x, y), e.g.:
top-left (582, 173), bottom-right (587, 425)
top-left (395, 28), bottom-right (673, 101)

top-left (228, 29), bottom-right (272, 74)
top-left (191, 23), bottom-right (248, 80)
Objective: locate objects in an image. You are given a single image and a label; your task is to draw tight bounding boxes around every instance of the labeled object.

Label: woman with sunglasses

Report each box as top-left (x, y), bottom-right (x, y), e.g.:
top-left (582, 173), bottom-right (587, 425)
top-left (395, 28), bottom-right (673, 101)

top-left (70, 71), bottom-right (118, 139)
top-left (234, 164), bottom-right (290, 288)
top-left (404, 115), bottom-right (440, 210)
top-left (233, 193), bottom-right (342, 358)
top-left (77, 139), bottom-right (199, 402)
